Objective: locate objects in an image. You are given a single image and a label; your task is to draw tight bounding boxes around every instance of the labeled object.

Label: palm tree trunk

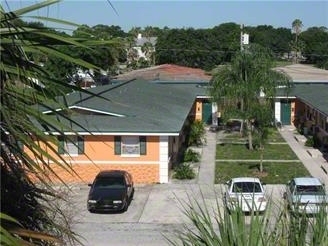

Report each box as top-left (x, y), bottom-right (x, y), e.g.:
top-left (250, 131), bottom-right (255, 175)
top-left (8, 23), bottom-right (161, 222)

top-left (247, 121), bottom-right (253, 150)
top-left (260, 147), bottom-right (264, 173)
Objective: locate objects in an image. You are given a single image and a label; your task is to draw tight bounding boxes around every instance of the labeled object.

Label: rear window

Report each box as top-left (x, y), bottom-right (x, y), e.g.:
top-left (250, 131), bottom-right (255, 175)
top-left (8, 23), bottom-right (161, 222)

top-left (94, 177), bottom-right (125, 189)
top-left (295, 185), bottom-right (325, 195)
top-left (232, 182), bottom-right (263, 193)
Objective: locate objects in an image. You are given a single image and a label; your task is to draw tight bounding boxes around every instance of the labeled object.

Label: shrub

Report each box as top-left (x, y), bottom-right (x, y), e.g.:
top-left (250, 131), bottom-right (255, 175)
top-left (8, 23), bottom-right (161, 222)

top-left (183, 149), bottom-right (200, 163)
top-left (173, 163), bottom-right (196, 180)
top-left (305, 136), bottom-right (314, 147)
top-left (188, 120), bottom-right (206, 146)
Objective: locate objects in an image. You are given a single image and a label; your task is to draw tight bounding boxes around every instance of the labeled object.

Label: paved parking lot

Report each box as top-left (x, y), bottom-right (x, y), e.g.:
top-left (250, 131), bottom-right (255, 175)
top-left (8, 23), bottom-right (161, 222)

top-left (68, 183), bottom-right (285, 246)
top-left (66, 126), bottom-right (328, 245)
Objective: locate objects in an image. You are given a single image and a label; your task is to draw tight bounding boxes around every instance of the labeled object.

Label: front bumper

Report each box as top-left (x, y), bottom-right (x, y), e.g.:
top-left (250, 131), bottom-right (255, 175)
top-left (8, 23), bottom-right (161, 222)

top-left (87, 200), bottom-right (125, 212)
top-left (292, 203), bottom-right (327, 215)
top-left (226, 199), bottom-right (267, 212)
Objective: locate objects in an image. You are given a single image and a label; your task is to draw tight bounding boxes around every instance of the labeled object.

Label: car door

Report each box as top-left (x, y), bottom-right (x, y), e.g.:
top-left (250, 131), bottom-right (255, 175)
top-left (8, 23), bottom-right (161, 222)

top-left (125, 173), bottom-right (133, 198)
top-left (224, 180), bottom-right (232, 206)
top-left (286, 180), bottom-right (296, 207)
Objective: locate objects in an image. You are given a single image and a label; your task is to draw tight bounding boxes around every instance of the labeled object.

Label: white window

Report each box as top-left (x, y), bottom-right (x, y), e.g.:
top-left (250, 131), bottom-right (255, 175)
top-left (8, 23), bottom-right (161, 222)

top-left (122, 136), bottom-right (140, 155)
top-left (65, 137), bottom-right (78, 156)
top-left (114, 136), bottom-right (147, 156)
top-left (58, 136), bottom-right (84, 156)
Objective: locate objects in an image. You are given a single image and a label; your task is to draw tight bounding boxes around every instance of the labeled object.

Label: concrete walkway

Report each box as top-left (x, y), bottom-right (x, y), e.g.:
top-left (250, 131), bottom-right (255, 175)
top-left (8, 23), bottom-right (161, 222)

top-left (197, 125), bottom-right (328, 187)
top-left (279, 125), bottom-right (328, 186)
top-left (197, 130), bottom-right (217, 186)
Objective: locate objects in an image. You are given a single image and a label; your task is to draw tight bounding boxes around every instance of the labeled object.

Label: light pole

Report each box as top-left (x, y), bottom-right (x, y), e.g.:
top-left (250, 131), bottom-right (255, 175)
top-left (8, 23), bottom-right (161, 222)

top-left (240, 24), bottom-right (249, 51)
top-left (240, 24), bottom-right (244, 51)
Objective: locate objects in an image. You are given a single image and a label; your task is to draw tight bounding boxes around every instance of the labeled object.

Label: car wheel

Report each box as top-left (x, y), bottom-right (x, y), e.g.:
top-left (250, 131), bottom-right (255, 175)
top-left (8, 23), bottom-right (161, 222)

top-left (223, 197), bottom-right (231, 214)
top-left (88, 209), bottom-right (95, 213)
top-left (130, 188), bottom-right (135, 201)
top-left (255, 210), bottom-right (265, 216)
top-left (122, 199), bottom-right (128, 212)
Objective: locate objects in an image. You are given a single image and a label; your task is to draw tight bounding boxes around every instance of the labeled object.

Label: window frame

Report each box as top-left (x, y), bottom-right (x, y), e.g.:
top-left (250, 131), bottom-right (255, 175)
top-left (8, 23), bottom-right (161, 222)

top-left (114, 136), bottom-right (147, 157)
top-left (58, 135), bottom-right (84, 156)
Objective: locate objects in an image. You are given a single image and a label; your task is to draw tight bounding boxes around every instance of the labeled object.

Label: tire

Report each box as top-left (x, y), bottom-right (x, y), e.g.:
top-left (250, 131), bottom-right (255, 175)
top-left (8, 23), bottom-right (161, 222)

top-left (130, 188), bottom-right (135, 201)
top-left (122, 198), bottom-right (128, 212)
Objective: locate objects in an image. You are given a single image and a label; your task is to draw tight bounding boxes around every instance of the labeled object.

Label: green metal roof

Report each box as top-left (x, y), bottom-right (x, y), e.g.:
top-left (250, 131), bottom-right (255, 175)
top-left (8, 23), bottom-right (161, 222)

top-left (40, 79), bottom-right (209, 134)
top-left (276, 83), bottom-right (328, 116)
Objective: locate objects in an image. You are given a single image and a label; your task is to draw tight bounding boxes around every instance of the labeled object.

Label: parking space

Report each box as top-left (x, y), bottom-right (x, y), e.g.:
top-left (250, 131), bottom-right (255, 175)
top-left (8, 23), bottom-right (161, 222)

top-left (68, 183), bottom-right (286, 224)
top-left (62, 124), bottom-right (328, 245)
top-left (69, 184), bottom-right (153, 224)
top-left (64, 183), bottom-right (288, 245)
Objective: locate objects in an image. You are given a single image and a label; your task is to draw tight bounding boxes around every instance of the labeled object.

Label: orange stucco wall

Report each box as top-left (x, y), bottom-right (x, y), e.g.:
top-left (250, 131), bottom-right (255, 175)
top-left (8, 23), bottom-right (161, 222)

top-left (291, 101), bottom-right (296, 125)
top-left (48, 163), bottom-right (159, 184)
top-left (195, 100), bottom-right (202, 121)
top-left (26, 135), bottom-right (162, 184)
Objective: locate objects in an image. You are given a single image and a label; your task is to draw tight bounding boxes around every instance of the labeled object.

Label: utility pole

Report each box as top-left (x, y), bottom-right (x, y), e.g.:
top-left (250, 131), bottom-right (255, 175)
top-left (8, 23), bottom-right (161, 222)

top-left (240, 24), bottom-right (244, 51)
top-left (240, 24), bottom-right (249, 51)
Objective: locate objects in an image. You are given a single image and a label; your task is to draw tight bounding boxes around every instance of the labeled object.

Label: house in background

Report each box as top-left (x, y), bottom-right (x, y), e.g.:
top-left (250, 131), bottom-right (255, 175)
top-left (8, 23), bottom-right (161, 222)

top-left (28, 78), bottom-right (211, 184)
top-left (274, 64), bottom-right (328, 149)
top-left (127, 33), bottom-right (157, 66)
top-left (134, 33), bottom-right (157, 60)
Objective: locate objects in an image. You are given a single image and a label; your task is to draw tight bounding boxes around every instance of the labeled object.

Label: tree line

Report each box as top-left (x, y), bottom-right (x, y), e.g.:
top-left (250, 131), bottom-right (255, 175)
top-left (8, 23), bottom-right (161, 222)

top-left (20, 20), bottom-right (328, 83)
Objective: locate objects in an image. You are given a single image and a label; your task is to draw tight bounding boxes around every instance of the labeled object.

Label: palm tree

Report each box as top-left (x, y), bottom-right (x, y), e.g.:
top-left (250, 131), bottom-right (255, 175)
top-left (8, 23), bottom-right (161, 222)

top-left (291, 19), bottom-right (303, 63)
top-left (1, 1), bottom-right (119, 244)
top-left (209, 44), bottom-right (291, 151)
top-left (292, 19), bottom-right (303, 43)
top-left (128, 26), bottom-right (142, 38)
top-left (141, 41), bottom-right (155, 66)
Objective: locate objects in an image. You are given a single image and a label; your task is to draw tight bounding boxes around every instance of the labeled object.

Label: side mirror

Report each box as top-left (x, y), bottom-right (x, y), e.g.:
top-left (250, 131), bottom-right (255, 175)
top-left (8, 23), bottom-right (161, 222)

top-left (283, 192), bottom-right (287, 199)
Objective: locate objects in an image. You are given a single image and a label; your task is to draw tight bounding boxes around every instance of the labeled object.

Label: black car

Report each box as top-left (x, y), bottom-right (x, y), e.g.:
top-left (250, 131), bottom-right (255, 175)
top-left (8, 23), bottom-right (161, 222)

top-left (87, 170), bottom-right (134, 213)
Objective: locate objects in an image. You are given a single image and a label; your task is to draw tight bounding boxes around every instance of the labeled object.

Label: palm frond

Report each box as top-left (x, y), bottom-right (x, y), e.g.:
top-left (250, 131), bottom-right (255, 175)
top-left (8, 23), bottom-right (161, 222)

top-left (1, 1), bottom-right (119, 245)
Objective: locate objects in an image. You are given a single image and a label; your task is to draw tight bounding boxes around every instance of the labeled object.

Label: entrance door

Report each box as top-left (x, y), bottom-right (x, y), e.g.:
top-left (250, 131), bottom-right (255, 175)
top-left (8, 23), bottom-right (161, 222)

top-left (281, 100), bottom-right (291, 125)
top-left (202, 102), bottom-right (212, 125)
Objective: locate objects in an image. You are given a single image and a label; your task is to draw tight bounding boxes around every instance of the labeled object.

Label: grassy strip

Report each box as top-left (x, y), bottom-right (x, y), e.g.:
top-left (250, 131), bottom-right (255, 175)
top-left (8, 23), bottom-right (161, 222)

top-left (220, 128), bottom-right (286, 143)
top-left (215, 161), bottom-right (310, 184)
top-left (216, 143), bottom-right (298, 160)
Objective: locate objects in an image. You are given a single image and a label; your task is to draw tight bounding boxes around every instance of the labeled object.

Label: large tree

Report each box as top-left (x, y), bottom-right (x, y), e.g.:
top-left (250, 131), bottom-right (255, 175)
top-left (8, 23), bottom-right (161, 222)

top-left (209, 44), bottom-right (291, 151)
top-left (247, 26), bottom-right (292, 59)
top-left (301, 26), bottom-right (328, 69)
top-left (291, 19), bottom-right (304, 63)
top-left (1, 0), bottom-right (118, 244)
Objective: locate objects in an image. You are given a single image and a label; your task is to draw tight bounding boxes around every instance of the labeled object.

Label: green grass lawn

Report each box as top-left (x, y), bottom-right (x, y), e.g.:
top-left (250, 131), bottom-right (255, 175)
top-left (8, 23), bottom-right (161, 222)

top-left (221, 128), bottom-right (286, 143)
top-left (215, 128), bottom-right (310, 184)
top-left (216, 143), bottom-right (298, 160)
top-left (215, 161), bottom-right (310, 184)
top-left (267, 128), bottom-right (286, 142)
top-left (275, 61), bottom-right (293, 67)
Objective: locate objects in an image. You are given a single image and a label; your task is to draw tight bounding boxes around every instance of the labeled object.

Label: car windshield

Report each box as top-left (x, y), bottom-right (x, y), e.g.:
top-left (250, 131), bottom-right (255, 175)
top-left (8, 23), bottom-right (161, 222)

top-left (295, 185), bottom-right (325, 195)
top-left (232, 182), bottom-right (262, 193)
top-left (94, 177), bottom-right (125, 189)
